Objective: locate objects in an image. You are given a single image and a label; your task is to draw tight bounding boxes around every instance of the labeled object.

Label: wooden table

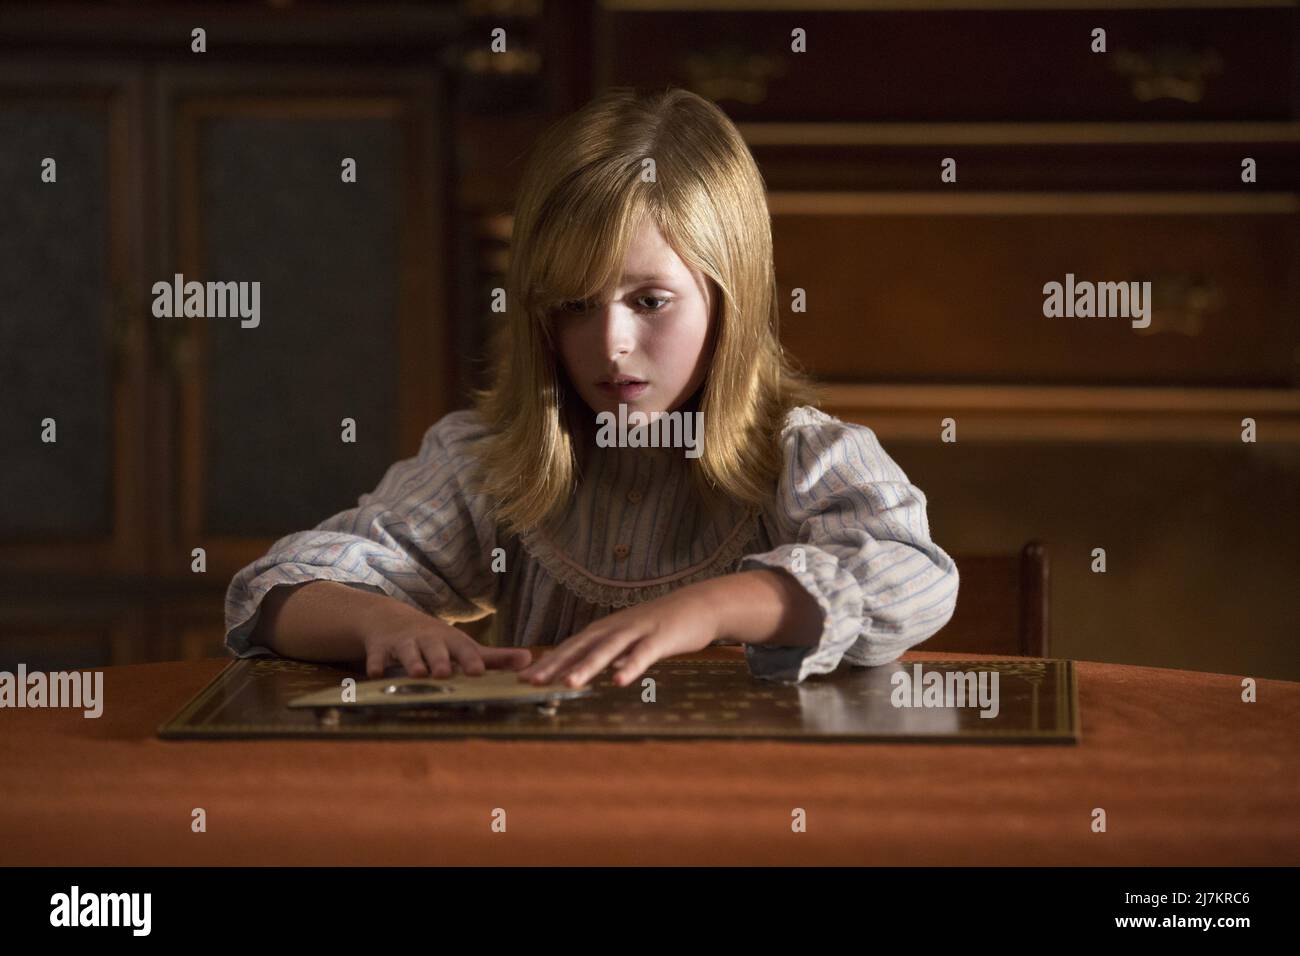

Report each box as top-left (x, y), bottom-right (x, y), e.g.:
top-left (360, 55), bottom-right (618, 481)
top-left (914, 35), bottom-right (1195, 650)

top-left (1, 648), bottom-right (1296, 865)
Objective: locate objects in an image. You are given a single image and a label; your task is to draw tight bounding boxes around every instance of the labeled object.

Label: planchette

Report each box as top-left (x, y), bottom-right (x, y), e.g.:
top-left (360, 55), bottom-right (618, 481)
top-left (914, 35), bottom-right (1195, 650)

top-left (288, 670), bottom-right (595, 725)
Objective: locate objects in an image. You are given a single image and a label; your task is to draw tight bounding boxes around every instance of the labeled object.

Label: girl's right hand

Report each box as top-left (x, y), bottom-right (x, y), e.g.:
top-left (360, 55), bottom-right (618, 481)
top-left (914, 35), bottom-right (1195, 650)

top-left (356, 603), bottom-right (532, 679)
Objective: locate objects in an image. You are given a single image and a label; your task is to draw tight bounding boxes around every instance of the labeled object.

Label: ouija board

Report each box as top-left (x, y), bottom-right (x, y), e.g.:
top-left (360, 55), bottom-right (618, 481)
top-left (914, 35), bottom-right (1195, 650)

top-left (159, 655), bottom-right (1079, 743)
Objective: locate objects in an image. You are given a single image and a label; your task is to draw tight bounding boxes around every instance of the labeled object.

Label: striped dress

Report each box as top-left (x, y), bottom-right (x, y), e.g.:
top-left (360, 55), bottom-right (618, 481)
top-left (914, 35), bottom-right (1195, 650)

top-left (223, 405), bottom-right (960, 683)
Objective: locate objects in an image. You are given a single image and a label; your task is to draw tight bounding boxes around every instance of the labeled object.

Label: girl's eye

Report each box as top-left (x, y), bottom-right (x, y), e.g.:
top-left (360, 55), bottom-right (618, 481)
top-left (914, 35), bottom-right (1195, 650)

top-left (555, 295), bottom-right (671, 315)
top-left (636, 295), bottom-right (670, 312)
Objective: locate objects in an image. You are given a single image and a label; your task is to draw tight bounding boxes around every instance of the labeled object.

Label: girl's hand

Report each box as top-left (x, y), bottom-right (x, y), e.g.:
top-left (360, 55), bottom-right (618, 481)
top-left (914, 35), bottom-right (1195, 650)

top-left (516, 587), bottom-right (720, 688)
top-left (357, 601), bottom-right (532, 679)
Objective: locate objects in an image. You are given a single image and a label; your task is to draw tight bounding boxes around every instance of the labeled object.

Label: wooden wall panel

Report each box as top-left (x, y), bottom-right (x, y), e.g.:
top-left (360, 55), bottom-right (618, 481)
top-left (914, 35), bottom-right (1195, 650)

top-left (773, 201), bottom-right (1300, 386)
top-left (887, 437), bottom-right (1300, 681)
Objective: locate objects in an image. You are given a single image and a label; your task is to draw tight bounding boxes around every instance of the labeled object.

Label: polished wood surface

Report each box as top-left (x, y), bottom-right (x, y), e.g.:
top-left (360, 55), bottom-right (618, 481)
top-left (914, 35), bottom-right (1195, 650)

top-left (1, 647), bottom-right (1294, 865)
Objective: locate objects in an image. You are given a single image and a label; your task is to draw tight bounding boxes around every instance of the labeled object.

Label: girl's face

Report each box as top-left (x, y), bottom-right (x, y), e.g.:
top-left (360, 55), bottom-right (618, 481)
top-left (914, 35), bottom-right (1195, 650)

top-left (553, 217), bottom-right (715, 421)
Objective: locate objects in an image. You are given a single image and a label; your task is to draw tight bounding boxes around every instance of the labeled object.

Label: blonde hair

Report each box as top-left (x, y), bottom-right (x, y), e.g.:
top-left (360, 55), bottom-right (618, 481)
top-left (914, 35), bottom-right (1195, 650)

top-left (469, 86), bottom-right (819, 538)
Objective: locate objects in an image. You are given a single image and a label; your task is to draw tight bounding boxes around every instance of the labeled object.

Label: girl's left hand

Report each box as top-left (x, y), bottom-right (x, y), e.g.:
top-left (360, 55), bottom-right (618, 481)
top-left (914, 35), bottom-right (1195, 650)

top-left (517, 587), bottom-right (721, 688)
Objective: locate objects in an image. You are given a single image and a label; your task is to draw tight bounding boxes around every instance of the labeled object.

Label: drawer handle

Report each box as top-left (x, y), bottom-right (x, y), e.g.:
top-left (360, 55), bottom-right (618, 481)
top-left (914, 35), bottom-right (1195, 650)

top-left (1112, 44), bottom-right (1224, 104)
top-left (1134, 272), bottom-right (1224, 337)
top-left (681, 43), bottom-right (786, 105)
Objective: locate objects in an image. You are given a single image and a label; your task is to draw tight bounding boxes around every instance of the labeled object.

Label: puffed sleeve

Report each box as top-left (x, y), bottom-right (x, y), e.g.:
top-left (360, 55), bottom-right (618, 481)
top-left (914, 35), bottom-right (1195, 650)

top-left (737, 407), bottom-right (959, 683)
top-left (222, 409), bottom-right (501, 658)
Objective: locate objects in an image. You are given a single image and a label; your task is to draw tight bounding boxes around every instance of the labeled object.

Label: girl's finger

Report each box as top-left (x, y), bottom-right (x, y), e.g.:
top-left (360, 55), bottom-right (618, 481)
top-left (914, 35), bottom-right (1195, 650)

top-left (444, 634), bottom-right (486, 676)
top-left (537, 632), bottom-right (612, 684)
top-left (364, 644), bottom-right (391, 680)
top-left (523, 630), bottom-right (605, 683)
top-left (564, 633), bottom-right (641, 687)
top-left (517, 640), bottom-right (573, 675)
top-left (413, 634), bottom-right (451, 678)
top-left (611, 638), bottom-right (662, 686)
top-left (482, 647), bottom-right (533, 670)
top-left (396, 639), bottom-right (430, 678)
top-left (517, 647), bottom-right (561, 680)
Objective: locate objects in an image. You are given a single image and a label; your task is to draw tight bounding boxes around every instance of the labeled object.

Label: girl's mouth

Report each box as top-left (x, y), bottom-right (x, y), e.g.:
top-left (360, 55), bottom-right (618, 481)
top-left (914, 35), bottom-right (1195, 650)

top-left (597, 381), bottom-right (649, 399)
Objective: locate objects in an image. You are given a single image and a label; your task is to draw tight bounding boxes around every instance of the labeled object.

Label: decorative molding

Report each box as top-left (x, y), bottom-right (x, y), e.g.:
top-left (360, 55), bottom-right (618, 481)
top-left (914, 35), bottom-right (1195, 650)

top-left (819, 384), bottom-right (1300, 442)
top-left (604, 0), bottom-right (1294, 10)
top-left (740, 121), bottom-right (1300, 146)
top-left (766, 192), bottom-right (1300, 215)
top-left (0, 5), bottom-right (459, 48)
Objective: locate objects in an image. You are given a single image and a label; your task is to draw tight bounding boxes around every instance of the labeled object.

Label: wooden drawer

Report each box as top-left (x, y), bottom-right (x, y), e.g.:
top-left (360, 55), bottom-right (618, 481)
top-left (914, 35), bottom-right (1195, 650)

top-left (598, 3), bottom-right (1298, 122)
top-left (773, 194), bottom-right (1300, 386)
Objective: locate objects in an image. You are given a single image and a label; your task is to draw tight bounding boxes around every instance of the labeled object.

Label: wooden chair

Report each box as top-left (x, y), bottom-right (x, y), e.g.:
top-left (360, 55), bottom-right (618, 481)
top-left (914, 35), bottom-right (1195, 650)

top-left (920, 541), bottom-right (1050, 657)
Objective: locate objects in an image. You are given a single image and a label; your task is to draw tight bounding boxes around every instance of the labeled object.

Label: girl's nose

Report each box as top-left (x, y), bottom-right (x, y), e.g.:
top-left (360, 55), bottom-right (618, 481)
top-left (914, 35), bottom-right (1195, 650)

top-left (598, 305), bottom-right (637, 358)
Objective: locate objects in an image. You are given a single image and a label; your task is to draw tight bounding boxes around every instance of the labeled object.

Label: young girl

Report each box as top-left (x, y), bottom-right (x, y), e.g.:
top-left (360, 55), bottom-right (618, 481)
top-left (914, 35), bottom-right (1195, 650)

top-left (223, 86), bottom-right (959, 687)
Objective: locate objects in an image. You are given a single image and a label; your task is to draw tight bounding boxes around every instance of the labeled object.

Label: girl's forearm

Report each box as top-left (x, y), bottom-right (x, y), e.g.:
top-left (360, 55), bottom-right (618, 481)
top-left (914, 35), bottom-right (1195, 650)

top-left (250, 580), bottom-right (412, 662)
top-left (686, 569), bottom-right (824, 649)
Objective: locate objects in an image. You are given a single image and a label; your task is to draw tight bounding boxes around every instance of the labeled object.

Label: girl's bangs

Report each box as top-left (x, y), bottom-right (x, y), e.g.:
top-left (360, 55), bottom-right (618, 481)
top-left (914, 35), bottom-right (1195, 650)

top-left (523, 185), bottom-right (651, 320)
